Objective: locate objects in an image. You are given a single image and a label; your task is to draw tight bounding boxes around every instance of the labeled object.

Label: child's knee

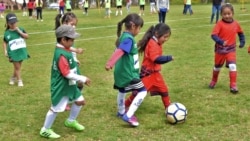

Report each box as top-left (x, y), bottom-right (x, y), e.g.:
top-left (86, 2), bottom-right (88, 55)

top-left (75, 100), bottom-right (85, 106)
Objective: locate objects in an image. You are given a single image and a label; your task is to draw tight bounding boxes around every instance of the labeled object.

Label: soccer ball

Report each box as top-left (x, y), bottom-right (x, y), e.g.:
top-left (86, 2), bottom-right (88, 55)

top-left (166, 102), bottom-right (187, 124)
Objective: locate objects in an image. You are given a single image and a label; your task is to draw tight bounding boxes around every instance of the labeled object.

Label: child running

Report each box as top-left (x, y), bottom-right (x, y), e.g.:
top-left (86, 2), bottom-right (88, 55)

top-left (39, 25), bottom-right (91, 139)
top-left (125, 23), bottom-right (173, 111)
top-left (105, 13), bottom-right (146, 127)
top-left (3, 13), bottom-right (29, 87)
top-left (208, 3), bottom-right (245, 94)
top-left (55, 12), bottom-right (84, 111)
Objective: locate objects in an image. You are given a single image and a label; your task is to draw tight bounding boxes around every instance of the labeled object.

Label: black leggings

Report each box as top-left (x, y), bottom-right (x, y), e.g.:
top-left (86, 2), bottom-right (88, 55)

top-left (28, 9), bottom-right (33, 16)
top-left (36, 7), bottom-right (42, 20)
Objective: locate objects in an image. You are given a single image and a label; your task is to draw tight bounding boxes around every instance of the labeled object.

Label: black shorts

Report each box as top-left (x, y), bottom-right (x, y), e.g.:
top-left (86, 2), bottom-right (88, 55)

top-left (114, 78), bottom-right (146, 93)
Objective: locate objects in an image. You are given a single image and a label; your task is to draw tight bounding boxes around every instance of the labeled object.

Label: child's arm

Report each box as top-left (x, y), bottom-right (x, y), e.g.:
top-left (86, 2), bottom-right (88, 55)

top-left (238, 33), bottom-right (245, 48)
top-left (2, 41), bottom-right (7, 56)
top-left (105, 48), bottom-right (124, 71)
top-left (59, 55), bottom-right (91, 86)
top-left (154, 55), bottom-right (173, 64)
top-left (70, 47), bottom-right (84, 54)
top-left (16, 27), bottom-right (28, 39)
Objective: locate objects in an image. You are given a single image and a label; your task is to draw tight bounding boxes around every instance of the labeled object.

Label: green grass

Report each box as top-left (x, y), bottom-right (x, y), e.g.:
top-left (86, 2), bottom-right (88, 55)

top-left (0, 4), bottom-right (250, 141)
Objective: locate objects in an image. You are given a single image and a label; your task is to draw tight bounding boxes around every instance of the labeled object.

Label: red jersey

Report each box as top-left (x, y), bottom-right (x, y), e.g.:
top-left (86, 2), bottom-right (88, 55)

top-left (211, 20), bottom-right (243, 53)
top-left (59, 0), bottom-right (65, 7)
top-left (141, 38), bottom-right (162, 72)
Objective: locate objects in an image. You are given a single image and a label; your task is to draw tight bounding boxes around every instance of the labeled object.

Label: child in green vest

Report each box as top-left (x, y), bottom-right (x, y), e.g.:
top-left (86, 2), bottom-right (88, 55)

top-left (105, 13), bottom-right (146, 127)
top-left (83, 0), bottom-right (89, 15)
top-left (115, 0), bottom-right (123, 16)
top-left (139, 0), bottom-right (145, 16)
top-left (3, 13), bottom-right (29, 87)
top-left (104, 0), bottom-right (111, 18)
top-left (39, 25), bottom-right (91, 139)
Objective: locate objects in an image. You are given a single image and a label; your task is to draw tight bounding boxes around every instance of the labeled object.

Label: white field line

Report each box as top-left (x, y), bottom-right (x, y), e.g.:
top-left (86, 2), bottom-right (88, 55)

top-left (3, 17), bottom-right (250, 47)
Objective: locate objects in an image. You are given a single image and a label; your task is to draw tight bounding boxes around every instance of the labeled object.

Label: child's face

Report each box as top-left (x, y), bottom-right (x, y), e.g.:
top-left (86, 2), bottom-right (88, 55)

top-left (158, 32), bottom-right (171, 45)
top-left (61, 38), bottom-right (75, 48)
top-left (221, 7), bottom-right (233, 22)
top-left (131, 25), bottom-right (141, 36)
top-left (66, 18), bottom-right (77, 29)
top-left (7, 22), bottom-right (17, 29)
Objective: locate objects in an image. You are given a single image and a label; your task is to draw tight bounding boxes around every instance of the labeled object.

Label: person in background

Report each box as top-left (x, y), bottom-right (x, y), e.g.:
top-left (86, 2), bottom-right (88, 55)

top-left (3, 13), bottom-right (30, 87)
top-left (126, 0), bottom-right (132, 13)
top-left (65, 0), bottom-right (72, 12)
top-left (83, 0), bottom-right (89, 15)
top-left (0, 0), bottom-right (5, 18)
top-left (208, 3), bottom-right (245, 94)
top-left (210, 0), bottom-right (222, 24)
top-left (115, 0), bottom-right (123, 16)
top-left (156, 0), bottom-right (169, 23)
top-left (149, 0), bottom-right (156, 14)
top-left (138, 0), bottom-right (145, 16)
top-left (35, 0), bottom-right (43, 21)
top-left (27, 0), bottom-right (34, 19)
top-left (59, 0), bottom-right (65, 15)
top-left (104, 0), bottom-right (111, 18)
top-left (22, 0), bottom-right (27, 16)
top-left (183, 0), bottom-right (193, 15)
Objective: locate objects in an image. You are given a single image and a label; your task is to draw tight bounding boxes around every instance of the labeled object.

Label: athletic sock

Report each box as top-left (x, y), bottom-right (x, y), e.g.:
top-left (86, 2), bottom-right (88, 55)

top-left (43, 110), bottom-right (58, 129)
top-left (117, 91), bottom-right (126, 114)
top-left (229, 71), bottom-right (237, 87)
top-left (126, 91), bottom-right (147, 118)
top-left (68, 103), bottom-right (82, 121)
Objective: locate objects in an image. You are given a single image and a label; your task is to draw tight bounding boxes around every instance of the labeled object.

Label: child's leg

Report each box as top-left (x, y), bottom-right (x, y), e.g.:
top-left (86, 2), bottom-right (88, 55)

top-left (42, 110), bottom-right (58, 130)
top-left (125, 91), bottom-right (137, 108)
top-left (209, 67), bottom-right (220, 88)
top-left (117, 91), bottom-right (126, 115)
top-left (161, 92), bottom-right (171, 109)
top-left (228, 63), bottom-right (238, 93)
top-left (65, 95), bottom-right (85, 131)
top-left (13, 62), bottom-right (22, 81)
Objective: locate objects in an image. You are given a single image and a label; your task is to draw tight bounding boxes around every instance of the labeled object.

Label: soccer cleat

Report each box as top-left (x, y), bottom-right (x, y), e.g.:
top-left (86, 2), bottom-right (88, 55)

top-left (18, 80), bottom-right (23, 87)
top-left (209, 81), bottom-right (216, 89)
top-left (117, 112), bottom-right (124, 118)
top-left (122, 114), bottom-right (139, 127)
top-left (9, 77), bottom-right (16, 85)
top-left (40, 128), bottom-right (61, 139)
top-left (230, 87), bottom-right (238, 94)
top-left (64, 120), bottom-right (85, 131)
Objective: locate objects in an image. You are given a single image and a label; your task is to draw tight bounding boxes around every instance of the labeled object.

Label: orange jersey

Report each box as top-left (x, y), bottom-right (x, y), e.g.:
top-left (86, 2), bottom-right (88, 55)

top-left (141, 38), bottom-right (162, 71)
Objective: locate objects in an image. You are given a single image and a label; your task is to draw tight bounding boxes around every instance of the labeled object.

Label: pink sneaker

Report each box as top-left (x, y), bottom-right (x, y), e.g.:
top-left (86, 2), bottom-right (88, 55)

top-left (122, 114), bottom-right (139, 127)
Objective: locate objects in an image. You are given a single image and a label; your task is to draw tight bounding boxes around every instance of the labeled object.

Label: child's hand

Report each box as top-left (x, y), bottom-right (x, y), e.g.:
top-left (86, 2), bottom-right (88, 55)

top-left (76, 48), bottom-right (84, 54)
top-left (105, 65), bottom-right (112, 71)
top-left (84, 77), bottom-right (91, 86)
top-left (223, 41), bottom-right (227, 46)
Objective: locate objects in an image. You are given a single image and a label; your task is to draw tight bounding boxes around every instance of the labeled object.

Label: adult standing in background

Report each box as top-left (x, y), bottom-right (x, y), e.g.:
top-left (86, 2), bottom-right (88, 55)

top-left (210, 0), bottom-right (222, 24)
top-left (35, 0), bottom-right (43, 21)
top-left (27, 0), bottom-right (34, 19)
top-left (65, 0), bottom-right (72, 12)
top-left (156, 0), bottom-right (169, 23)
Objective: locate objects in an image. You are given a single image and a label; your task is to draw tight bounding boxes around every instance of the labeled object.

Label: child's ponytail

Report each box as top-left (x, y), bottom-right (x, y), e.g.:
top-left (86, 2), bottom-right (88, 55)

top-left (54, 14), bottom-right (62, 30)
top-left (115, 19), bottom-right (124, 47)
top-left (138, 25), bottom-right (155, 53)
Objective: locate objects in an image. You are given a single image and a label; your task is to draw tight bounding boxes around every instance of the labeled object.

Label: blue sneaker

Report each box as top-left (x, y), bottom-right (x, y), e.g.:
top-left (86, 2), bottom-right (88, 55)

top-left (117, 112), bottom-right (124, 118)
top-left (122, 114), bottom-right (139, 127)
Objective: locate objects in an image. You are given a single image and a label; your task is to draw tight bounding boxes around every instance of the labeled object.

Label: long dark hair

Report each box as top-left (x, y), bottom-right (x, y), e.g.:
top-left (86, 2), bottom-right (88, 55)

top-left (54, 12), bottom-right (77, 30)
top-left (221, 3), bottom-right (234, 15)
top-left (138, 23), bottom-right (171, 53)
top-left (115, 13), bottom-right (143, 47)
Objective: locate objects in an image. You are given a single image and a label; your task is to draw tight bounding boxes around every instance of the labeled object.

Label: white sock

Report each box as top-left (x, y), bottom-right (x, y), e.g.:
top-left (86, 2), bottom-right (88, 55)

top-left (126, 91), bottom-right (147, 118)
top-left (68, 103), bottom-right (82, 122)
top-left (43, 110), bottom-right (57, 129)
top-left (116, 11), bottom-right (118, 16)
top-left (120, 10), bottom-right (122, 15)
top-left (117, 91), bottom-right (126, 114)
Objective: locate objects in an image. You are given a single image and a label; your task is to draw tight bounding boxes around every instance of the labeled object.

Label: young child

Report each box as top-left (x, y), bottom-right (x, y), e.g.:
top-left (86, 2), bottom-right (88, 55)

top-left (156, 0), bottom-right (169, 23)
top-left (83, 0), bottom-right (89, 15)
top-left (65, 0), bottom-right (72, 12)
top-left (3, 13), bottom-right (29, 87)
top-left (59, 0), bottom-right (65, 15)
top-left (27, 0), bottom-right (34, 19)
top-left (39, 25), bottom-right (91, 139)
top-left (125, 23), bottom-right (173, 110)
top-left (139, 0), bottom-right (145, 16)
top-left (22, 0), bottom-right (27, 16)
top-left (115, 0), bottom-right (122, 16)
top-left (104, 0), bottom-right (111, 18)
top-left (105, 13), bottom-right (146, 127)
top-left (209, 3), bottom-right (245, 94)
top-left (183, 0), bottom-right (193, 15)
top-left (126, 0), bottom-right (132, 13)
top-left (0, 0), bottom-right (5, 18)
top-left (55, 12), bottom-right (84, 111)
top-left (149, 0), bottom-right (156, 14)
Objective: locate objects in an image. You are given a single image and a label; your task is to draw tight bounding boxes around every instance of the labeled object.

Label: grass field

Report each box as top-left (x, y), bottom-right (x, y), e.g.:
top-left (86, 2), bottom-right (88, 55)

top-left (0, 4), bottom-right (250, 141)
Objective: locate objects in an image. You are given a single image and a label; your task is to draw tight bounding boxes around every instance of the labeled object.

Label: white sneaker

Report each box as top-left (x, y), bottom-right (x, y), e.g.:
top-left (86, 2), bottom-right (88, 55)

top-left (9, 77), bottom-right (16, 85)
top-left (18, 80), bottom-right (24, 87)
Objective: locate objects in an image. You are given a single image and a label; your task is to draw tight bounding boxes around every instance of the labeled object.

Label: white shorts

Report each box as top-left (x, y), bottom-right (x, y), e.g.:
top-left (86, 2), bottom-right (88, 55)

top-left (50, 95), bottom-right (84, 112)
